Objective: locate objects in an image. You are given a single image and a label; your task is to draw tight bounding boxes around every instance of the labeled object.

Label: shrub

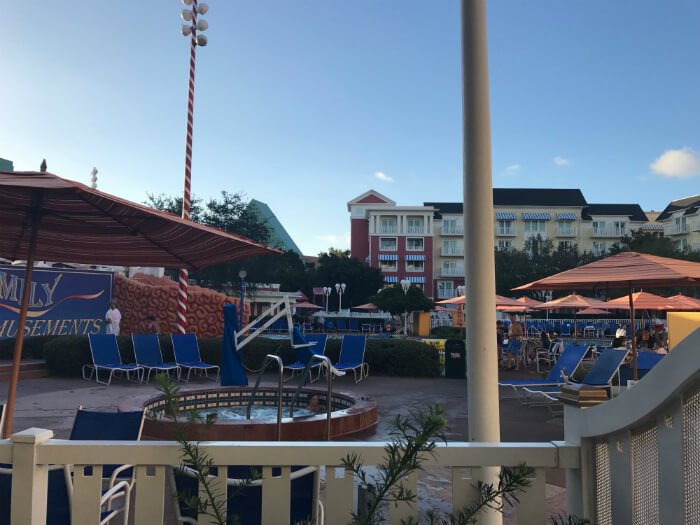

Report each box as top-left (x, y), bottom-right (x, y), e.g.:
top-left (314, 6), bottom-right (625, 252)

top-left (42, 334), bottom-right (441, 378)
top-left (0, 336), bottom-right (60, 360)
top-left (430, 326), bottom-right (463, 339)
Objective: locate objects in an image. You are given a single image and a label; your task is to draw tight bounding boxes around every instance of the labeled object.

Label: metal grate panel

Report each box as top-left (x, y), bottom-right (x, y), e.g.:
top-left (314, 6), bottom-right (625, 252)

top-left (684, 389), bottom-right (700, 523)
top-left (631, 425), bottom-right (659, 525)
top-left (595, 440), bottom-right (612, 525)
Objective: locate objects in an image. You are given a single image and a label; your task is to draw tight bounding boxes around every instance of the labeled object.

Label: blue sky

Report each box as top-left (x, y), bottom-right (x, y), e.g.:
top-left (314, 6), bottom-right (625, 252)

top-left (3, 1), bottom-right (700, 256)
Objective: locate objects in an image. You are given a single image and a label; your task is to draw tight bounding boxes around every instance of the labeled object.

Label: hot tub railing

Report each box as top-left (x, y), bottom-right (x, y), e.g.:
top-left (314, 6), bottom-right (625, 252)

top-left (246, 354), bottom-right (284, 440)
top-left (289, 355), bottom-right (335, 440)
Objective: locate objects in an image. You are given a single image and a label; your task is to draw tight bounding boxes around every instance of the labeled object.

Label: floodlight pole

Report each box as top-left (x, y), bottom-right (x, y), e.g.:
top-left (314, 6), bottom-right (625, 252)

top-left (461, 1), bottom-right (502, 523)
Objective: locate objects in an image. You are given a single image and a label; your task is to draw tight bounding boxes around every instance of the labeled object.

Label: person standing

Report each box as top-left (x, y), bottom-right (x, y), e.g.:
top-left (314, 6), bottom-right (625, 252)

top-left (105, 300), bottom-right (122, 336)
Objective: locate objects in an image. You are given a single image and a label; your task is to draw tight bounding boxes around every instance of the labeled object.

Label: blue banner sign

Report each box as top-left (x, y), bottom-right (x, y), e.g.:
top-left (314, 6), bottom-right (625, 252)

top-left (0, 265), bottom-right (113, 339)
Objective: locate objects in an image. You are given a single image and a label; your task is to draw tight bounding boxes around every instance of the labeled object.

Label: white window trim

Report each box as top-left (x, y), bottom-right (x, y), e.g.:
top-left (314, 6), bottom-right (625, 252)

top-left (380, 260), bottom-right (398, 272)
top-left (379, 237), bottom-right (398, 251)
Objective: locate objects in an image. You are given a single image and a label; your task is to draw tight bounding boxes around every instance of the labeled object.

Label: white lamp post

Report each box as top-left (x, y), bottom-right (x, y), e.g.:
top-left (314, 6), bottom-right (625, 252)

top-left (400, 279), bottom-right (410, 335)
top-left (335, 283), bottom-right (346, 312)
top-left (323, 286), bottom-right (332, 312)
top-left (456, 284), bottom-right (465, 298)
top-left (89, 167), bottom-right (98, 189)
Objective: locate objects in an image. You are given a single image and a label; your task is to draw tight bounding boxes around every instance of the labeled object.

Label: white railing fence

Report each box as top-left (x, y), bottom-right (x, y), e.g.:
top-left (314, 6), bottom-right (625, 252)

top-left (0, 436), bottom-right (579, 525)
top-left (563, 327), bottom-right (700, 524)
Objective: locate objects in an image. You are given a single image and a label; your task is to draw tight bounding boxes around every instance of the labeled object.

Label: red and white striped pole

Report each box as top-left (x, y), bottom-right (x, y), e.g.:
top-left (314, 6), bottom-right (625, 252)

top-left (177, 0), bottom-right (209, 333)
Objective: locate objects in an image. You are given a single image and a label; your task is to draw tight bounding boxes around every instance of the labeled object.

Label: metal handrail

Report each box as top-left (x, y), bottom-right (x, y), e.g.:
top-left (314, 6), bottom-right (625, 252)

top-left (289, 355), bottom-right (335, 441)
top-left (246, 354), bottom-right (283, 440)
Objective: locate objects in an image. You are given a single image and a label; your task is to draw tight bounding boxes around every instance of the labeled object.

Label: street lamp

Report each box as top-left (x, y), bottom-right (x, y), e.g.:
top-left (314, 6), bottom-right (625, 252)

top-left (323, 286), bottom-right (332, 312)
top-left (400, 279), bottom-right (410, 335)
top-left (238, 270), bottom-right (247, 329)
top-left (176, 0), bottom-right (210, 334)
top-left (335, 283), bottom-right (346, 312)
top-left (456, 284), bottom-right (465, 297)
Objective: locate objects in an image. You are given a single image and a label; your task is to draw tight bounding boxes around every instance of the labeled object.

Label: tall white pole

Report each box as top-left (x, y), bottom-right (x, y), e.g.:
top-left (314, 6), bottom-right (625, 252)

top-left (461, 0), bottom-right (502, 523)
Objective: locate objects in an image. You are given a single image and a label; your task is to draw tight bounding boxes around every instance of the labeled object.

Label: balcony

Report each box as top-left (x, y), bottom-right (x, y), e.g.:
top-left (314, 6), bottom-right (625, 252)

top-left (406, 226), bottom-right (424, 234)
top-left (664, 224), bottom-right (689, 236)
top-left (556, 227), bottom-right (577, 237)
top-left (591, 227), bottom-right (625, 238)
top-left (496, 227), bottom-right (516, 237)
top-left (441, 247), bottom-right (464, 257)
top-left (441, 225), bottom-right (464, 236)
top-left (440, 266), bottom-right (464, 277)
top-left (377, 226), bottom-right (398, 234)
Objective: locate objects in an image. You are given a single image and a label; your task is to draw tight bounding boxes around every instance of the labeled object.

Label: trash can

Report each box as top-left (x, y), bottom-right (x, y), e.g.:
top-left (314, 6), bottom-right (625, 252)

top-left (444, 339), bottom-right (466, 379)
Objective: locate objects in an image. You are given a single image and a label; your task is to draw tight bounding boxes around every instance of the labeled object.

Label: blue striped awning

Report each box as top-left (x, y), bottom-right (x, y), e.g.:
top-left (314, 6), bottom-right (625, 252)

top-left (406, 276), bottom-right (425, 283)
top-left (556, 212), bottom-right (577, 220)
top-left (495, 212), bottom-right (517, 220)
top-left (522, 212), bottom-right (551, 221)
top-left (640, 223), bottom-right (664, 231)
top-left (377, 254), bottom-right (398, 261)
top-left (405, 254), bottom-right (425, 261)
top-left (384, 276), bottom-right (398, 283)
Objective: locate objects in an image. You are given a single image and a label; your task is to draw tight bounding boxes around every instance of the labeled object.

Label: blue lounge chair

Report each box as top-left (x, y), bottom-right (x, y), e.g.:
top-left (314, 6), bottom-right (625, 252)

top-left (523, 348), bottom-right (630, 403)
top-left (348, 319), bottom-right (359, 332)
top-left (336, 319), bottom-right (348, 332)
top-left (333, 335), bottom-right (368, 383)
top-left (619, 351), bottom-right (665, 383)
top-left (84, 334), bottom-right (144, 385)
top-left (132, 334), bottom-right (181, 383)
top-left (171, 333), bottom-right (220, 382)
top-left (173, 465), bottom-right (320, 525)
top-left (325, 319), bottom-right (335, 332)
top-left (283, 329), bottom-right (328, 382)
top-left (499, 343), bottom-right (588, 401)
top-left (70, 408), bottom-right (145, 492)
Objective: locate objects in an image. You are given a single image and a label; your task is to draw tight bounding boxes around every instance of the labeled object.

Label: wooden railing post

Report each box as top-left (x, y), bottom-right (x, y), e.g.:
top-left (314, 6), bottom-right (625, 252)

top-left (10, 428), bottom-right (53, 525)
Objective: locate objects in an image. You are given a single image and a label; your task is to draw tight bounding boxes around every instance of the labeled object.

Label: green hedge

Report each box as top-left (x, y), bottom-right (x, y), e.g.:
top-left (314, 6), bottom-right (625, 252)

top-left (430, 326), bottom-right (463, 339)
top-left (41, 335), bottom-right (441, 378)
top-left (0, 336), bottom-right (60, 360)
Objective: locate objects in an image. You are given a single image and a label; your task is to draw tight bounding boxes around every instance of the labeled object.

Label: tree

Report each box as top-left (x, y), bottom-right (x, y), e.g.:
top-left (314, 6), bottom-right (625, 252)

top-left (313, 252), bottom-right (384, 310)
top-left (372, 285), bottom-right (434, 316)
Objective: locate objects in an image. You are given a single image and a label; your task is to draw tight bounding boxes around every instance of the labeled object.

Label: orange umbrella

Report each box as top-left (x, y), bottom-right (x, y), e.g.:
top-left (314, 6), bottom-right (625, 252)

top-left (352, 303), bottom-right (379, 311)
top-left (535, 294), bottom-right (609, 339)
top-left (605, 291), bottom-right (684, 311)
top-left (577, 307), bottom-right (610, 316)
top-left (516, 296), bottom-right (545, 308)
top-left (436, 294), bottom-right (523, 307)
top-left (667, 294), bottom-right (700, 311)
top-left (514, 252), bottom-right (700, 380)
top-left (535, 293), bottom-right (609, 310)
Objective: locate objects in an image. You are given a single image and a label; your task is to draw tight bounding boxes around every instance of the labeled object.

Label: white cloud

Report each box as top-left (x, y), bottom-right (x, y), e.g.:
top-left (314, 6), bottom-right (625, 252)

top-left (553, 156), bottom-right (570, 166)
top-left (317, 234), bottom-right (337, 243)
top-left (650, 147), bottom-right (700, 179)
top-left (373, 171), bottom-right (394, 183)
top-left (504, 164), bottom-right (521, 175)
top-left (344, 232), bottom-right (351, 245)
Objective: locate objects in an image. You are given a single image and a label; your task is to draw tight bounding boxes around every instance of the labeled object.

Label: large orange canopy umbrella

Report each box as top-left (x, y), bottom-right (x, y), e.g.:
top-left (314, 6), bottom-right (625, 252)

top-left (516, 296), bottom-right (545, 308)
top-left (514, 251), bottom-right (700, 380)
top-left (577, 307), bottom-right (610, 316)
top-left (0, 170), bottom-right (279, 436)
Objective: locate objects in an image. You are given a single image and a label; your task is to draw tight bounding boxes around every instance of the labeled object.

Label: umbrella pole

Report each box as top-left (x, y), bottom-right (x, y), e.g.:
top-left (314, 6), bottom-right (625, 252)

top-left (2, 213), bottom-right (40, 438)
top-left (629, 285), bottom-right (638, 382)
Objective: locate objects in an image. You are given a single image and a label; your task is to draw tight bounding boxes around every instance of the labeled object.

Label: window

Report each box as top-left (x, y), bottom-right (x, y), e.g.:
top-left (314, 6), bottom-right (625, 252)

top-left (442, 239), bottom-right (460, 255)
top-left (379, 237), bottom-right (397, 251)
top-left (675, 217), bottom-right (687, 233)
top-left (675, 238), bottom-right (688, 250)
top-left (524, 220), bottom-right (546, 234)
top-left (379, 217), bottom-right (397, 234)
top-left (592, 221), bottom-right (606, 235)
top-left (406, 217), bottom-right (424, 234)
top-left (380, 260), bottom-right (397, 272)
top-left (406, 260), bottom-right (425, 272)
top-left (557, 220), bottom-right (574, 236)
top-left (441, 260), bottom-right (462, 276)
top-left (407, 237), bottom-right (424, 250)
top-left (613, 221), bottom-right (626, 236)
top-left (437, 281), bottom-right (454, 299)
top-left (558, 241), bottom-right (573, 250)
top-left (497, 220), bottom-right (514, 235)
top-left (497, 240), bottom-right (512, 250)
top-left (592, 242), bottom-right (607, 257)
top-left (442, 218), bottom-right (462, 235)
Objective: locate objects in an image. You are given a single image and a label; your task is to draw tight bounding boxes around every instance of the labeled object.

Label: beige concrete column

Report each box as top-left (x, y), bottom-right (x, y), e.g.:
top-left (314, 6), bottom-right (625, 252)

top-left (461, 0), bottom-right (502, 523)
